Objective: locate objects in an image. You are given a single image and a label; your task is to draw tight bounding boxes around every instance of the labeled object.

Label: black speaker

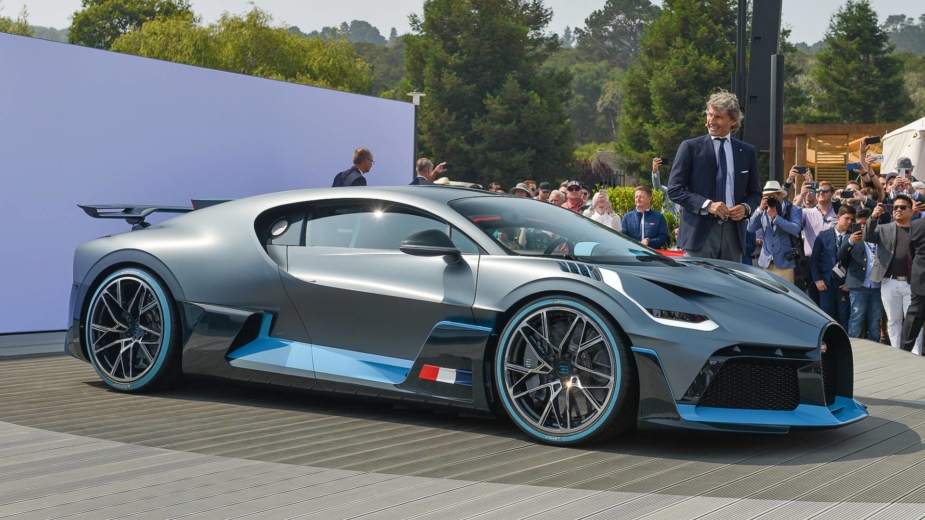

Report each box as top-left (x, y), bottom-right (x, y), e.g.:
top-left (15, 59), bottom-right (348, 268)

top-left (743, 0), bottom-right (783, 151)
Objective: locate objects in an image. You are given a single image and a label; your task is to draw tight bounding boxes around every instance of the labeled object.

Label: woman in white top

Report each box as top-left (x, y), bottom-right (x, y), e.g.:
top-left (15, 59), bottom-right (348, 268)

top-left (583, 191), bottom-right (621, 232)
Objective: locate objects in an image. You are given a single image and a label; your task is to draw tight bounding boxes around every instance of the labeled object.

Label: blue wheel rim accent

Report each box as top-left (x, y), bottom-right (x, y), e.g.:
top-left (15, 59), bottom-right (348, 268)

top-left (85, 269), bottom-right (172, 391)
top-left (495, 299), bottom-right (622, 443)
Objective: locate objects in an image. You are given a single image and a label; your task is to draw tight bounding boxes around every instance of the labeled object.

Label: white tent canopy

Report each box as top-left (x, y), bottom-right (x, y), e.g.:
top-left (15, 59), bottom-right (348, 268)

top-left (883, 117), bottom-right (925, 175)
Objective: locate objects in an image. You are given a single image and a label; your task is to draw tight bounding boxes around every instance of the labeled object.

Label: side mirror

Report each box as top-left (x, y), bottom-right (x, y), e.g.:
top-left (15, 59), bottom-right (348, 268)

top-left (400, 229), bottom-right (461, 262)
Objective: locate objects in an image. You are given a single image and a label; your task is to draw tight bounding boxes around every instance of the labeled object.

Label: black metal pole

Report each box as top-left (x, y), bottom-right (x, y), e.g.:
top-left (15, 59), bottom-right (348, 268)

top-left (735, 0), bottom-right (747, 105)
top-left (412, 104), bottom-right (419, 181)
top-left (769, 54), bottom-right (785, 183)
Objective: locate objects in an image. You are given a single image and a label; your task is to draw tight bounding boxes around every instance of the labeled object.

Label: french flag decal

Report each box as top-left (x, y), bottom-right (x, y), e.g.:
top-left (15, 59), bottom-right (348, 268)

top-left (419, 365), bottom-right (472, 387)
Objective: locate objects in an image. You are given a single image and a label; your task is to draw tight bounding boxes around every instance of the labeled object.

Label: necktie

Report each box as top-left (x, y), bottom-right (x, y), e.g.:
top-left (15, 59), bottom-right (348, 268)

top-left (716, 138), bottom-right (728, 206)
top-left (837, 233), bottom-right (843, 249)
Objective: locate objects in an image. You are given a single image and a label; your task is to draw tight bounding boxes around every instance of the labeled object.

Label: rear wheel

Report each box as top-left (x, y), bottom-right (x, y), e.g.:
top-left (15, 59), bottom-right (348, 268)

top-left (85, 268), bottom-right (182, 392)
top-left (494, 296), bottom-right (636, 445)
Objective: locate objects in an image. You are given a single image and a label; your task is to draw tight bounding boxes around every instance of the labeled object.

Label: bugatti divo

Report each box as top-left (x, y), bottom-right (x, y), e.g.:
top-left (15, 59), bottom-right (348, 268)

top-left (65, 187), bottom-right (867, 445)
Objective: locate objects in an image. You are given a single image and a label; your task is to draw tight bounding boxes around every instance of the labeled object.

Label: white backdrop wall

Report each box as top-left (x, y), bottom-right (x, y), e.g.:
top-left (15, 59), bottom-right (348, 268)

top-left (0, 33), bottom-right (415, 334)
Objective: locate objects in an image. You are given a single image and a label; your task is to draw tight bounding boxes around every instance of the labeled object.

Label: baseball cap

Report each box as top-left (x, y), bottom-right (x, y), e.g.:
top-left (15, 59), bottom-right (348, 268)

top-left (566, 179), bottom-right (581, 189)
top-left (539, 182), bottom-right (551, 192)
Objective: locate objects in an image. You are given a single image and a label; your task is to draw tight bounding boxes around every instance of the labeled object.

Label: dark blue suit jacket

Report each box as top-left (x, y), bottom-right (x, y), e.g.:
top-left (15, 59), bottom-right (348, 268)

top-left (666, 134), bottom-right (761, 252)
top-left (811, 228), bottom-right (848, 286)
top-left (332, 166), bottom-right (367, 187)
top-left (410, 176), bottom-right (432, 185)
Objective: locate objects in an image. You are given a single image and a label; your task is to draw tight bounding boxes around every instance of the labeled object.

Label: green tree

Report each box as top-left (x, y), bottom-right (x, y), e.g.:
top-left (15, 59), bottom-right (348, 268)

top-left (812, 0), bottom-right (911, 123)
top-left (898, 51), bottom-right (925, 117)
top-left (406, 0), bottom-right (574, 187)
top-left (0, 4), bottom-right (32, 36)
top-left (780, 27), bottom-right (816, 124)
top-left (884, 13), bottom-right (925, 55)
top-left (574, 0), bottom-right (660, 69)
top-left (616, 0), bottom-right (736, 173)
top-left (111, 6), bottom-right (371, 93)
top-left (68, 0), bottom-right (193, 49)
top-left (561, 26), bottom-right (573, 49)
top-left (354, 38), bottom-right (407, 96)
top-left (545, 49), bottom-right (623, 143)
top-left (29, 25), bottom-right (68, 41)
top-left (388, 27), bottom-right (399, 46)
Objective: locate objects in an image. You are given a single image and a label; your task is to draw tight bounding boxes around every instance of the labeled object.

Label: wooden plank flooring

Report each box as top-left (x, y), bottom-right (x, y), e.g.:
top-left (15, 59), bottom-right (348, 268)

top-left (1, 338), bottom-right (924, 518)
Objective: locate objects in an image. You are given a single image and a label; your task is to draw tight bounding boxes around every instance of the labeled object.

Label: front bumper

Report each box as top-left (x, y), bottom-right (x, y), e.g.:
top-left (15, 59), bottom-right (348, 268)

top-left (632, 345), bottom-right (868, 434)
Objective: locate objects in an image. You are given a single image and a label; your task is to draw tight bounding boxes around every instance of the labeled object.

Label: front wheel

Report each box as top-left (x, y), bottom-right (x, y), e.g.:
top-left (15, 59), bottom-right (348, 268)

top-left (495, 296), bottom-right (636, 445)
top-left (85, 268), bottom-right (182, 392)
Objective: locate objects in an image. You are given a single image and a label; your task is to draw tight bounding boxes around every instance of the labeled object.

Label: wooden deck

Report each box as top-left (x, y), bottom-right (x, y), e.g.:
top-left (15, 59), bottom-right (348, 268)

top-left (2, 336), bottom-right (925, 518)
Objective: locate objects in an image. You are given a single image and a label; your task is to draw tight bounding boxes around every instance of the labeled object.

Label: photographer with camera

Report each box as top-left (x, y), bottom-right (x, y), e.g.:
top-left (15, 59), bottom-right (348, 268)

top-left (811, 205), bottom-right (856, 329)
top-left (748, 181), bottom-right (803, 284)
top-left (838, 208), bottom-right (883, 341)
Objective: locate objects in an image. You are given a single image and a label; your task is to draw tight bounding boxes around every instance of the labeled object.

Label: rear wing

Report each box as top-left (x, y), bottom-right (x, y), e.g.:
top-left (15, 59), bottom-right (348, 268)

top-left (78, 204), bottom-right (193, 230)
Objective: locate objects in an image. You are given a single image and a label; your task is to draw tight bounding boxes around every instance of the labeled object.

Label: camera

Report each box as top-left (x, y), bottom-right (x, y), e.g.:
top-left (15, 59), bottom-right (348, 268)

top-left (785, 248), bottom-right (801, 262)
top-left (766, 197), bottom-right (779, 209)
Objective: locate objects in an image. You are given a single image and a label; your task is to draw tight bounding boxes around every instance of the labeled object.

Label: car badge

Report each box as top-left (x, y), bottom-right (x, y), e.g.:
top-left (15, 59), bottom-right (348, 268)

top-left (821, 341), bottom-right (828, 354)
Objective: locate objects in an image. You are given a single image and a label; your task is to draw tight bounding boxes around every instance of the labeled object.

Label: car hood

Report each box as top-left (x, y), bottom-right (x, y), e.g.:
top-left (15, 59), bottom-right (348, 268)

top-left (597, 260), bottom-right (829, 327)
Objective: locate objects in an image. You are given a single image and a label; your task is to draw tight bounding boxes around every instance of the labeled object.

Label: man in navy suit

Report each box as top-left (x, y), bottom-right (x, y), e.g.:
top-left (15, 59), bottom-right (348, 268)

top-left (667, 91), bottom-right (761, 261)
top-left (410, 158), bottom-right (447, 185)
top-left (332, 148), bottom-right (374, 187)
top-left (811, 205), bottom-right (856, 329)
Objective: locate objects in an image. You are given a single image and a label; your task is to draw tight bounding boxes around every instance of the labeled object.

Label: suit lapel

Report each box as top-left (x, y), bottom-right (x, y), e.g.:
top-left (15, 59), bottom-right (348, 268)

top-left (731, 137), bottom-right (744, 199)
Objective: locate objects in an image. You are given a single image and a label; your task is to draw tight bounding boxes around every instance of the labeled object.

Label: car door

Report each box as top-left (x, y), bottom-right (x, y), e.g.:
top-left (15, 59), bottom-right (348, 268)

top-left (280, 199), bottom-right (481, 384)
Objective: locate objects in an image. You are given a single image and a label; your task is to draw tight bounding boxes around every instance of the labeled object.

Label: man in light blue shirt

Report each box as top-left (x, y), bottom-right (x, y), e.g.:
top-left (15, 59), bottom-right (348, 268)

top-left (747, 181), bottom-right (803, 283)
top-left (839, 208), bottom-right (883, 341)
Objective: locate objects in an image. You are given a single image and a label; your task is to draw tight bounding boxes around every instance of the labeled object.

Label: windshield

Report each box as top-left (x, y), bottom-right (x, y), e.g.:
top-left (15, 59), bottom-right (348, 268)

top-left (451, 196), bottom-right (672, 264)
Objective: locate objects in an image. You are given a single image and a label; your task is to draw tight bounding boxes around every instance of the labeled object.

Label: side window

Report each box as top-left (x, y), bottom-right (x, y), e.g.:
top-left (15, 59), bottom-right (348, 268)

top-left (306, 202), bottom-right (447, 251)
top-left (450, 228), bottom-right (481, 255)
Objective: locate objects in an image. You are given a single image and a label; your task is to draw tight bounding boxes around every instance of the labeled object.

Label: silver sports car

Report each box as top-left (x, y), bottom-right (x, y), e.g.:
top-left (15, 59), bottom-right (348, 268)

top-left (65, 187), bottom-right (868, 446)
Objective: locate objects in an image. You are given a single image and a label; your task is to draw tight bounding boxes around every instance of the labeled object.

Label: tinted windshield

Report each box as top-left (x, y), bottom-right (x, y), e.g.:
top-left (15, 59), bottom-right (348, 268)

top-left (451, 196), bottom-right (671, 263)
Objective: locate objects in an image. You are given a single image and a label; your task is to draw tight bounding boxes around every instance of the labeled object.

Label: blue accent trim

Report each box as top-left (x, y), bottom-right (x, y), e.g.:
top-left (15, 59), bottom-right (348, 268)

top-left (86, 269), bottom-right (172, 391)
top-left (227, 314), bottom-right (412, 385)
top-left (676, 395), bottom-right (868, 427)
top-left (434, 321), bottom-right (492, 333)
top-left (313, 345), bottom-right (412, 385)
top-left (495, 298), bottom-right (622, 443)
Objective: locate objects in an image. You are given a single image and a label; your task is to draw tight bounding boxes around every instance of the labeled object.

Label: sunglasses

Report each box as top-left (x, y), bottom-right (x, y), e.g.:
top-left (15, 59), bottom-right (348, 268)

top-left (567, 186), bottom-right (581, 192)
top-left (894, 205), bottom-right (910, 211)
top-left (817, 189), bottom-right (831, 194)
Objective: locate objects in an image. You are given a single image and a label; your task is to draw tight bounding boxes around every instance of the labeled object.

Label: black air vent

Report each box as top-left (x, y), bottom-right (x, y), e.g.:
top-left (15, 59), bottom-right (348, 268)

top-left (558, 261), bottom-right (602, 281)
top-left (228, 314), bottom-right (263, 351)
top-left (698, 362), bottom-right (800, 411)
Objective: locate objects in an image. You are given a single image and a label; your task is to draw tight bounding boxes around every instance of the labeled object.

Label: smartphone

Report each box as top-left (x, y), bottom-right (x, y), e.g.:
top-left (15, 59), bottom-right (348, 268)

top-left (870, 154), bottom-right (884, 163)
top-left (842, 189), bottom-right (854, 199)
top-left (846, 162), bottom-right (861, 171)
top-left (658, 157), bottom-right (671, 166)
top-left (444, 163), bottom-right (455, 171)
top-left (795, 166), bottom-right (808, 174)
top-left (851, 223), bottom-right (862, 234)
top-left (864, 136), bottom-right (882, 145)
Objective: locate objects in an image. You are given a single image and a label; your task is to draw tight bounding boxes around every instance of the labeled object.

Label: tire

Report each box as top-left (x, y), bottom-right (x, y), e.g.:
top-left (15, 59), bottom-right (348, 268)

top-left (494, 295), bottom-right (637, 446)
top-left (84, 268), bottom-right (183, 392)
